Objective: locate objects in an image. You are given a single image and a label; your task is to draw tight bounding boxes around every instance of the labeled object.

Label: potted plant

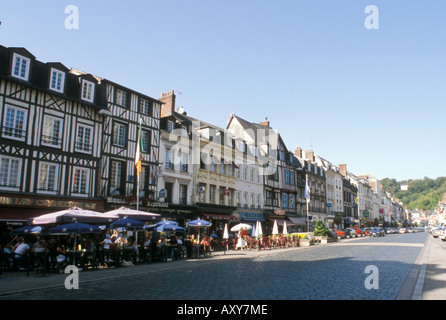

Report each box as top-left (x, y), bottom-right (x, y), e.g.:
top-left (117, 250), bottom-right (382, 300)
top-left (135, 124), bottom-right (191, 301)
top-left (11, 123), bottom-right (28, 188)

top-left (299, 234), bottom-right (313, 247)
top-left (313, 220), bottom-right (336, 243)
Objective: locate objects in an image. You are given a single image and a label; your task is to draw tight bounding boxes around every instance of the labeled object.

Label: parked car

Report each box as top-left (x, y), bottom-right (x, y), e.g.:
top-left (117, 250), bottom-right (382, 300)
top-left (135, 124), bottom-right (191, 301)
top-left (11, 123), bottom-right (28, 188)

top-left (385, 228), bottom-right (393, 234)
top-left (407, 227), bottom-right (415, 233)
top-left (432, 227), bottom-right (446, 238)
top-left (345, 228), bottom-right (357, 238)
top-left (439, 229), bottom-right (446, 241)
top-left (350, 227), bottom-right (364, 237)
top-left (370, 227), bottom-right (385, 237)
top-left (399, 228), bottom-right (407, 234)
top-left (430, 223), bottom-right (445, 234)
top-left (343, 228), bottom-right (356, 239)
top-left (363, 228), bottom-right (372, 236)
top-left (330, 229), bottom-right (346, 240)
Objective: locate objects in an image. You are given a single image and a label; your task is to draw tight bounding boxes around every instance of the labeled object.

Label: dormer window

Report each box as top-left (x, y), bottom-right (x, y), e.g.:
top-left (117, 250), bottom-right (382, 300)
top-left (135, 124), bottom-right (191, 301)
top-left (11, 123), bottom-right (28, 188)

top-left (115, 89), bottom-right (129, 107)
top-left (49, 68), bottom-right (65, 93)
top-left (12, 53), bottom-right (30, 81)
top-left (81, 79), bottom-right (95, 102)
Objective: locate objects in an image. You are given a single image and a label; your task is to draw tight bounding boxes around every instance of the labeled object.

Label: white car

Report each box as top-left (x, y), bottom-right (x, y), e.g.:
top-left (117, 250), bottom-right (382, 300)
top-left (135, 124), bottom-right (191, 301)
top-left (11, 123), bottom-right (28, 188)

top-left (440, 229), bottom-right (446, 241)
top-left (432, 227), bottom-right (446, 238)
top-left (399, 228), bottom-right (407, 234)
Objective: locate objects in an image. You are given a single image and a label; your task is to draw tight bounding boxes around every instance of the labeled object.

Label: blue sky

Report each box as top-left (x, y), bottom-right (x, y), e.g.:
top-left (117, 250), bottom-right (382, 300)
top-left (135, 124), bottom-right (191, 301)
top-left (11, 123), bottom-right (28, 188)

top-left (1, 0), bottom-right (445, 181)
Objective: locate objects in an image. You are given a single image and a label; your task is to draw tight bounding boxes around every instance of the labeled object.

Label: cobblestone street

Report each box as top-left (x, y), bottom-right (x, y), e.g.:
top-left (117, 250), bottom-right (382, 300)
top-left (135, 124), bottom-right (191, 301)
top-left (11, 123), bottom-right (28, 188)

top-left (0, 233), bottom-right (429, 301)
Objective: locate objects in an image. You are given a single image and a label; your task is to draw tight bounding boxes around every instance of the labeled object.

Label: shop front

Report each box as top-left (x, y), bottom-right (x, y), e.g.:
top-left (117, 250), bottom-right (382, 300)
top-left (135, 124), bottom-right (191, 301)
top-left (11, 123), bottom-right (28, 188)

top-left (236, 211), bottom-right (265, 236)
top-left (196, 204), bottom-right (238, 238)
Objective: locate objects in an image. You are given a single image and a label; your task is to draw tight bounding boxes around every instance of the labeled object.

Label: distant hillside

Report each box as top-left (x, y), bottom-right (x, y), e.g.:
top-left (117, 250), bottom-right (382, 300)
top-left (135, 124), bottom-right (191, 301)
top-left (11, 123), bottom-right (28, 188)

top-left (381, 177), bottom-right (446, 211)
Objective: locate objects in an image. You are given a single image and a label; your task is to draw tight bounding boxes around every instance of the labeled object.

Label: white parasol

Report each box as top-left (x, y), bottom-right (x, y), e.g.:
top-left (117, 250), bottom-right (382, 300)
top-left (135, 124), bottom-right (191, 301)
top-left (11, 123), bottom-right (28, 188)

top-left (230, 223), bottom-right (252, 232)
top-left (272, 220), bottom-right (279, 235)
top-left (283, 220), bottom-right (288, 235)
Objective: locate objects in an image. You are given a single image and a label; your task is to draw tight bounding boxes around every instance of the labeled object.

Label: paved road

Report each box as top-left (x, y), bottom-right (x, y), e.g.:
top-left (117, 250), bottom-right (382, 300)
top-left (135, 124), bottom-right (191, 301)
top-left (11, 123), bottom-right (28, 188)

top-left (0, 232), bottom-right (433, 302)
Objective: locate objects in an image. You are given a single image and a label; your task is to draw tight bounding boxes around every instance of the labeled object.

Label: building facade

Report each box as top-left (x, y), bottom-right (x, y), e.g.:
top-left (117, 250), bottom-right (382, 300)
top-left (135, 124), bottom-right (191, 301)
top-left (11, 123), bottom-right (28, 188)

top-left (0, 45), bottom-right (106, 225)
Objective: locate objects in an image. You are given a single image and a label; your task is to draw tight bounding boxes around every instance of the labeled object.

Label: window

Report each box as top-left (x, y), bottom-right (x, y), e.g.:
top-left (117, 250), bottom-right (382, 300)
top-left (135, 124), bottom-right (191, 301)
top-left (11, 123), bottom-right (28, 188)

top-left (112, 122), bottom-right (127, 147)
top-left (257, 194), bottom-right (261, 208)
top-left (75, 124), bottom-right (93, 153)
top-left (285, 170), bottom-right (290, 185)
top-left (243, 166), bottom-right (248, 180)
top-left (38, 162), bottom-right (58, 193)
top-left (110, 161), bottom-right (124, 196)
top-left (290, 171), bottom-right (295, 185)
top-left (0, 156), bottom-right (21, 190)
top-left (139, 98), bottom-right (152, 115)
top-left (200, 153), bottom-right (207, 170)
top-left (179, 184), bottom-right (188, 204)
top-left (2, 105), bottom-right (27, 141)
top-left (209, 185), bottom-right (216, 204)
top-left (243, 192), bottom-right (248, 207)
top-left (219, 187), bottom-right (226, 205)
top-left (236, 191), bottom-right (241, 206)
top-left (165, 149), bottom-right (173, 169)
top-left (42, 115), bottom-right (63, 147)
top-left (49, 68), bottom-right (65, 93)
top-left (12, 53), bottom-right (30, 80)
top-left (167, 121), bottom-right (174, 132)
top-left (72, 167), bottom-right (89, 196)
top-left (289, 194), bottom-right (295, 209)
top-left (219, 162), bottom-right (225, 174)
top-left (180, 152), bottom-right (188, 172)
top-left (142, 130), bottom-right (150, 153)
top-left (228, 163), bottom-right (234, 177)
top-left (282, 193), bottom-right (288, 208)
top-left (81, 79), bottom-right (94, 102)
top-left (115, 89), bottom-right (128, 107)
top-left (228, 189), bottom-right (234, 206)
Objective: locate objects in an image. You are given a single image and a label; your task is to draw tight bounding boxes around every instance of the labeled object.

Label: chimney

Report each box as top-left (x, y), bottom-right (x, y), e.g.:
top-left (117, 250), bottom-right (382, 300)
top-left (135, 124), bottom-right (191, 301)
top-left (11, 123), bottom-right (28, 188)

top-left (339, 164), bottom-right (347, 177)
top-left (259, 117), bottom-right (270, 127)
top-left (304, 150), bottom-right (314, 162)
top-left (294, 147), bottom-right (302, 158)
top-left (159, 90), bottom-right (176, 118)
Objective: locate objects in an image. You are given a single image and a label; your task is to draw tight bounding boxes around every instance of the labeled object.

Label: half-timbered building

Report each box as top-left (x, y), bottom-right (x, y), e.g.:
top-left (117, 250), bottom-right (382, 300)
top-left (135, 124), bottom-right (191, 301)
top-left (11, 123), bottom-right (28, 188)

top-left (93, 75), bottom-right (162, 211)
top-left (0, 45), bottom-right (106, 225)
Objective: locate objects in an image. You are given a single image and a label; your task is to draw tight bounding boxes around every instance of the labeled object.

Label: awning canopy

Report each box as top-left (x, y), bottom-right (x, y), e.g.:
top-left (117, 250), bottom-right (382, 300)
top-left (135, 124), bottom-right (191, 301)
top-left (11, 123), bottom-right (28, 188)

top-left (202, 213), bottom-right (238, 221)
top-left (287, 217), bottom-right (307, 226)
top-left (269, 219), bottom-right (294, 227)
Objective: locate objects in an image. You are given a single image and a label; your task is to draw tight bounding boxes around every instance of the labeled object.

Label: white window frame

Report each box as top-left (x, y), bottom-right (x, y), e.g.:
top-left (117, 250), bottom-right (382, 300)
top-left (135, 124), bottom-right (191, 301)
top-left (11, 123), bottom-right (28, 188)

top-left (11, 53), bottom-right (30, 81)
top-left (81, 79), bottom-right (95, 102)
top-left (37, 162), bottom-right (58, 194)
top-left (0, 155), bottom-right (21, 191)
top-left (42, 115), bottom-right (63, 148)
top-left (72, 167), bottom-right (90, 196)
top-left (110, 161), bottom-right (123, 196)
top-left (49, 68), bottom-right (65, 93)
top-left (112, 122), bottom-right (127, 147)
top-left (75, 123), bottom-right (93, 154)
top-left (2, 104), bottom-right (27, 142)
top-left (139, 98), bottom-right (152, 115)
top-left (115, 89), bottom-right (128, 107)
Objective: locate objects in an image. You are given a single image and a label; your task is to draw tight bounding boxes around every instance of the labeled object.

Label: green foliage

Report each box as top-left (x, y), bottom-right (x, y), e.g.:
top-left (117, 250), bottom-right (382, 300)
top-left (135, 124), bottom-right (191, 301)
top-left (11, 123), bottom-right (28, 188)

top-left (381, 177), bottom-right (446, 211)
top-left (313, 219), bottom-right (332, 237)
